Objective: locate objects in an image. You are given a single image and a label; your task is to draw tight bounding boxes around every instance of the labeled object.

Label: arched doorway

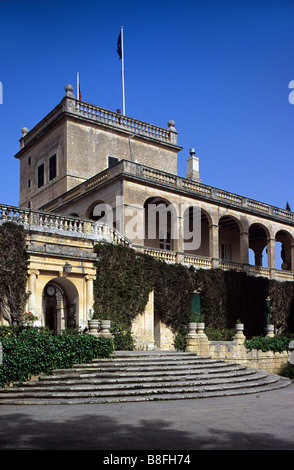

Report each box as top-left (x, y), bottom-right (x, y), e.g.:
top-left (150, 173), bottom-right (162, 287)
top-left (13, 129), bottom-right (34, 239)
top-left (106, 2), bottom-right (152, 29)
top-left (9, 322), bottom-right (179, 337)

top-left (43, 279), bottom-right (79, 334)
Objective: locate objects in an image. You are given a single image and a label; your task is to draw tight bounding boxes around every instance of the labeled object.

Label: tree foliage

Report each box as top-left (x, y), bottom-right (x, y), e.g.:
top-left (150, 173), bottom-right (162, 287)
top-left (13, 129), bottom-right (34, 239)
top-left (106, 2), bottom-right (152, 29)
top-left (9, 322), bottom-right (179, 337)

top-left (0, 222), bottom-right (30, 324)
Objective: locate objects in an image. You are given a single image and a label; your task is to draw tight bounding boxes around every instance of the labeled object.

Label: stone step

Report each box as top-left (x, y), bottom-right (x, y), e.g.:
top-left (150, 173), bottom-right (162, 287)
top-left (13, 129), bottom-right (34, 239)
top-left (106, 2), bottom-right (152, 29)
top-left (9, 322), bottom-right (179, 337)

top-left (2, 368), bottom-right (268, 392)
top-left (49, 361), bottom-right (245, 377)
top-left (0, 375), bottom-right (290, 405)
top-left (32, 367), bottom-right (252, 386)
top-left (0, 351), bottom-right (291, 405)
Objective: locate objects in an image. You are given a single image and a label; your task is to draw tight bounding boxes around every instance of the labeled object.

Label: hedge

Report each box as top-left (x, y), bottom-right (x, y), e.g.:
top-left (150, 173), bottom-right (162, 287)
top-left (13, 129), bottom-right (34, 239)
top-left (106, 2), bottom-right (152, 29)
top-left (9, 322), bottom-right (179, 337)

top-left (0, 327), bottom-right (113, 387)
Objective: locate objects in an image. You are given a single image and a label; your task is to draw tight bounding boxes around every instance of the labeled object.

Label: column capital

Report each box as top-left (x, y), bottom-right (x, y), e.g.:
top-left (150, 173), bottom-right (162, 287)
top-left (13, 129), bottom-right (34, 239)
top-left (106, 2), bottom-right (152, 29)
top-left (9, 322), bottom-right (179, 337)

top-left (28, 269), bottom-right (40, 277)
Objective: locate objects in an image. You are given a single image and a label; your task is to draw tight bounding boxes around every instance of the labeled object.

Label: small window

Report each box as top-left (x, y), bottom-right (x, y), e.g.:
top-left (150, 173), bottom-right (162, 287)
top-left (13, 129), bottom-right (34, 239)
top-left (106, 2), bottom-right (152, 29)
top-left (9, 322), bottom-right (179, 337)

top-left (28, 156), bottom-right (31, 166)
top-left (38, 163), bottom-right (44, 188)
top-left (108, 156), bottom-right (119, 168)
top-left (28, 201), bottom-right (31, 209)
top-left (49, 154), bottom-right (57, 180)
top-left (28, 179), bottom-right (31, 188)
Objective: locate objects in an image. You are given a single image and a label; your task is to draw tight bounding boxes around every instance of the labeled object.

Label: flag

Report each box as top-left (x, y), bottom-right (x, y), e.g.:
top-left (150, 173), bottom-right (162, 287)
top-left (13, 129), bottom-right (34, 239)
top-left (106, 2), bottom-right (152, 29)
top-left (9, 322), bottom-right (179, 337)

top-left (117, 31), bottom-right (122, 59)
top-left (78, 84), bottom-right (82, 101)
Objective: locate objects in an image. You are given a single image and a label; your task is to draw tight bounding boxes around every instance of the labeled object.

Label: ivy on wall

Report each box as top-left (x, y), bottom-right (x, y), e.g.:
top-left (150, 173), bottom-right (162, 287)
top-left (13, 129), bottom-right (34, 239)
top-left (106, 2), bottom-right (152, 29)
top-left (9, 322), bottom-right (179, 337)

top-left (93, 244), bottom-right (156, 324)
top-left (0, 222), bottom-right (30, 324)
top-left (92, 243), bottom-right (294, 339)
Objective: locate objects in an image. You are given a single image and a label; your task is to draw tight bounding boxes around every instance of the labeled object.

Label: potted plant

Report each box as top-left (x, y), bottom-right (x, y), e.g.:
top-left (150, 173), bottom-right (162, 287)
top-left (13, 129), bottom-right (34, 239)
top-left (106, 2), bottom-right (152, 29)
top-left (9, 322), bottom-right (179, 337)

top-left (195, 312), bottom-right (205, 334)
top-left (235, 319), bottom-right (244, 332)
top-left (87, 308), bottom-right (100, 335)
top-left (19, 311), bottom-right (39, 326)
top-left (187, 311), bottom-right (198, 337)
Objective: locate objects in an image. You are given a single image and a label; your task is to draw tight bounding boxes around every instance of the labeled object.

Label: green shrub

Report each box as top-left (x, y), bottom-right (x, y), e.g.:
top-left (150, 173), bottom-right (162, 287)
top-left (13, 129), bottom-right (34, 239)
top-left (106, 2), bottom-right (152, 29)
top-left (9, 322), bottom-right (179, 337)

top-left (244, 335), bottom-right (290, 352)
top-left (205, 326), bottom-right (235, 341)
top-left (280, 362), bottom-right (294, 379)
top-left (0, 327), bottom-right (113, 387)
top-left (174, 334), bottom-right (187, 351)
top-left (110, 320), bottom-right (135, 351)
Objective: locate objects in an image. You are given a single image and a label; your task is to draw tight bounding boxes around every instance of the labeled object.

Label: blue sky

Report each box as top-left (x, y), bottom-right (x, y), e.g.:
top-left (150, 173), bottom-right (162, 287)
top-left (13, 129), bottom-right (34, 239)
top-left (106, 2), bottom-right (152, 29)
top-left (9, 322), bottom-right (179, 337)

top-left (0, 0), bottom-right (294, 210)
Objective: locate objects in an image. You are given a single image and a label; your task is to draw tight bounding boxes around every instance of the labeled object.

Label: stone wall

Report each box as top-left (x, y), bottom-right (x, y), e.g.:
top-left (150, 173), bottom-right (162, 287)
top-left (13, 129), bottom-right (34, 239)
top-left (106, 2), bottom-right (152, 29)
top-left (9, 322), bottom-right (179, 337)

top-left (186, 324), bottom-right (290, 375)
top-left (208, 340), bottom-right (289, 374)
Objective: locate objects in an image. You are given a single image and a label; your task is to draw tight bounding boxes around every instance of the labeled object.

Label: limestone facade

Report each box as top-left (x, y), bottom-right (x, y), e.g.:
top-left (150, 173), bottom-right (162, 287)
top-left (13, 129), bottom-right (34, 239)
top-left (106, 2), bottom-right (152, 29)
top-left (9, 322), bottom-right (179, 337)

top-left (3, 84), bottom-right (294, 349)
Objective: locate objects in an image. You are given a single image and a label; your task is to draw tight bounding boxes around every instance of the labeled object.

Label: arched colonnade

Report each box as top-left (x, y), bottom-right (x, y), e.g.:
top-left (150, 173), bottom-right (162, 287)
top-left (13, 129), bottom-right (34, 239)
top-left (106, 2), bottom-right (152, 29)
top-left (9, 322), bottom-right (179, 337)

top-left (70, 196), bottom-right (294, 272)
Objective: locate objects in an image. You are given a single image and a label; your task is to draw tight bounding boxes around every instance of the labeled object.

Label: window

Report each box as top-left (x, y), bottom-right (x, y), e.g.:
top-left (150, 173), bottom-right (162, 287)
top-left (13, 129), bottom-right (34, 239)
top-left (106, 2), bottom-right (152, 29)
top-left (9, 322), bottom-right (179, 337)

top-left (38, 163), bottom-right (44, 188)
top-left (28, 156), bottom-right (31, 166)
top-left (49, 154), bottom-right (57, 180)
top-left (28, 179), bottom-right (31, 188)
top-left (108, 156), bottom-right (119, 167)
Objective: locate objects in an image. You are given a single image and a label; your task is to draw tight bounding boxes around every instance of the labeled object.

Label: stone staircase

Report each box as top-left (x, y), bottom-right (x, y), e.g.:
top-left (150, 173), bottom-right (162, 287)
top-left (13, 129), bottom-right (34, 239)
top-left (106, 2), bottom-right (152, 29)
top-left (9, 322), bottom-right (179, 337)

top-left (0, 351), bottom-right (291, 405)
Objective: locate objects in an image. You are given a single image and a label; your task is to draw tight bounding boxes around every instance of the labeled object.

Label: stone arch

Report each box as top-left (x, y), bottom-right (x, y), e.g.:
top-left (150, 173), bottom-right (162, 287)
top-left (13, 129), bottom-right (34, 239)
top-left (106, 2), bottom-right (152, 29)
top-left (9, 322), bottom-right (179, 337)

top-left (86, 200), bottom-right (113, 224)
top-left (184, 207), bottom-right (211, 255)
top-left (249, 223), bottom-right (270, 267)
top-left (275, 229), bottom-right (293, 271)
top-left (42, 278), bottom-right (79, 334)
top-left (144, 196), bottom-right (178, 251)
top-left (218, 215), bottom-right (242, 263)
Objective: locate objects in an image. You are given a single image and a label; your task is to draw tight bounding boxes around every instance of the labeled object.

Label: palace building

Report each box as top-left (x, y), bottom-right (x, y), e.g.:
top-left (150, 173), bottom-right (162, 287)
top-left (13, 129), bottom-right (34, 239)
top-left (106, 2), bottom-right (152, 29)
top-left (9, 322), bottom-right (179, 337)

top-left (1, 83), bottom-right (294, 347)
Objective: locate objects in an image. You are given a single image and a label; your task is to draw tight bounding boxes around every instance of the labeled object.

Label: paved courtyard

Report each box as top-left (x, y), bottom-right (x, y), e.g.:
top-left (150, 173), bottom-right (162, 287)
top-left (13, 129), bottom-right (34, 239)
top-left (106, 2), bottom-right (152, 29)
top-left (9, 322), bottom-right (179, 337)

top-left (0, 382), bottom-right (294, 453)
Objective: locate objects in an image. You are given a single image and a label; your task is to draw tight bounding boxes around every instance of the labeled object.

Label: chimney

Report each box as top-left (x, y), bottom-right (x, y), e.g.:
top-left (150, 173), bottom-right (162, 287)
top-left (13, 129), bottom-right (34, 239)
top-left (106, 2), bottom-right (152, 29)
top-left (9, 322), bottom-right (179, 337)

top-left (186, 148), bottom-right (201, 182)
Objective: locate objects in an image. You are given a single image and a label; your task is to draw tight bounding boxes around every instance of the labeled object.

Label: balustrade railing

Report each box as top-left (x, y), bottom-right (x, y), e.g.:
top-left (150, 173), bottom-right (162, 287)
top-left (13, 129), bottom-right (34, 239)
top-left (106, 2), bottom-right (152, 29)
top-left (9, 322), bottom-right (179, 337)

top-left (75, 100), bottom-right (171, 143)
top-left (0, 204), bottom-right (130, 245)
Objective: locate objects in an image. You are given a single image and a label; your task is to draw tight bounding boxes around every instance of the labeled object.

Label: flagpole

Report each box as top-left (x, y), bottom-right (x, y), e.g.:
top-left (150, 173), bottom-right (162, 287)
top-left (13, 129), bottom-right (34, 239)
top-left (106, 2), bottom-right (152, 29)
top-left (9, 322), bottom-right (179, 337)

top-left (77, 72), bottom-right (79, 100)
top-left (120, 26), bottom-right (125, 115)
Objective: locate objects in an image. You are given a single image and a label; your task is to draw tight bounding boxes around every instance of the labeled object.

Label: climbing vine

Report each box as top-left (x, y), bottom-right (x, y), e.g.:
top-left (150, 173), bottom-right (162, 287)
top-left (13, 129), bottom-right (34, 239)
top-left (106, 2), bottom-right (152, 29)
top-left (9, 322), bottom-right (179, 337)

top-left (0, 222), bottom-right (30, 324)
top-left (92, 243), bottom-right (294, 342)
top-left (93, 243), bottom-right (156, 324)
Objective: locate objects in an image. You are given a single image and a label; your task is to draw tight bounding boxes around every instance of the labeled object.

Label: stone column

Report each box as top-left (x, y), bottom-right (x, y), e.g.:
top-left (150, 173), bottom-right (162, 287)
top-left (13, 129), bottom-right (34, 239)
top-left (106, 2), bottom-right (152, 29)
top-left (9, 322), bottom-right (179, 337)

top-left (27, 269), bottom-right (40, 316)
top-left (174, 215), bottom-right (184, 261)
top-left (209, 223), bottom-right (219, 268)
top-left (291, 242), bottom-right (294, 272)
top-left (267, 237), bottom-right (276, 272)
top-left (85, 274), bottom-right (95, 326)
top-left (240, 230), bottom-right (249, 268)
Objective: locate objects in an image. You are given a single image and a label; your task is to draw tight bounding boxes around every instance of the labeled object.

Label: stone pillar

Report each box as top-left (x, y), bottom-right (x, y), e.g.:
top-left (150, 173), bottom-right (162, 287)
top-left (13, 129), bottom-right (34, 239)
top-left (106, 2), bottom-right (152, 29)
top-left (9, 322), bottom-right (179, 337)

top-left (196, 323), bottom-right (210, 356)
top-left (209, 223), bottom-right (219, 268)
top-left (186, 322), bottom-right (209, 355)
top-left (234, 323), bottom-right (245, 344)
top-left (174, 215), bottom-right (184, 258)
top-left (167, 120), bottom-right (178, 145)
top-left (186, 323), bottom-right (200, 352)
top-left (240, 230), bottom-right (249, 267)
top-left (27, 269), bottom-right (40, 316)
top-left (267, 237), bottom-right (276, 272)
top-left (85, 274), bottom-right (95, 326)
top-left (291, 242), bottom-right (294, 272)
